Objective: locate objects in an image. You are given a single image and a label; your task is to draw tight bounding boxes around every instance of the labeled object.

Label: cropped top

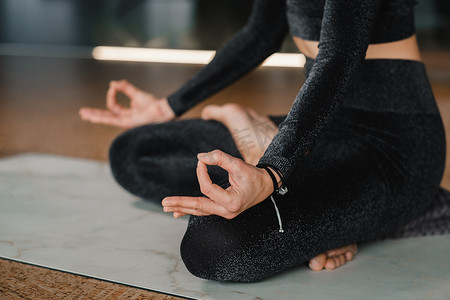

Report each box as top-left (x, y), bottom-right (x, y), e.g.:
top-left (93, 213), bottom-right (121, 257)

top-left (166, 0), bottom-right (417, 180)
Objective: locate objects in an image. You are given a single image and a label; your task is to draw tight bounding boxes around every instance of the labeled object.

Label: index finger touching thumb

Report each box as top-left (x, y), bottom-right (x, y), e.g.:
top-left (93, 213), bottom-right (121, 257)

top-left (197, 150), bottom-right (238, 172)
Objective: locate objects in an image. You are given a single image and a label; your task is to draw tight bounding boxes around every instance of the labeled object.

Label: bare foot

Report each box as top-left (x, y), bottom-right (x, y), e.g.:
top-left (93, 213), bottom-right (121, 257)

top-left (201, 103), bottom-right (278, 165)
top-left (309, 244), bottom-right (358, 271)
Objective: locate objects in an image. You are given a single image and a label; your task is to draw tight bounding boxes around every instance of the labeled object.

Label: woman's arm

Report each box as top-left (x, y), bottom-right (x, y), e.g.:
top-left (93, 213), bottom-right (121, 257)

top-left (257, 0), bottom-right (383, 179)
top-left (80, 0), bottom-right (287, 128)
top-left (167, 0), bottom-right (288, 116)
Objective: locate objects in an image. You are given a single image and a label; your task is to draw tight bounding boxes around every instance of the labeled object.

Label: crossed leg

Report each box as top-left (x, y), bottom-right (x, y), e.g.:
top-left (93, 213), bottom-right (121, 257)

top-left (201, 103), bottom-right (358, 271)
top-left (180, 130), bottom-right (399, 282)
top-left (109, 104), bottom-right (405, 280)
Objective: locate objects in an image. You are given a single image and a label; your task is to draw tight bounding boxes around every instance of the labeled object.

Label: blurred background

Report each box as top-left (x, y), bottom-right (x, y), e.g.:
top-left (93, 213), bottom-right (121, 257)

top-left (1, 0), bottom-right (450, 159)
top-left (1, 0), bottom-right (449, 53)
top-left (0, 0), bottom-right (449, 161)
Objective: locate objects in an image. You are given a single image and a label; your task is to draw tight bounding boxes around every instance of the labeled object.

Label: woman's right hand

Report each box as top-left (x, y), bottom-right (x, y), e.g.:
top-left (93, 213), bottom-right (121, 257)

top-left (79, 80), bottom-right (175, 129)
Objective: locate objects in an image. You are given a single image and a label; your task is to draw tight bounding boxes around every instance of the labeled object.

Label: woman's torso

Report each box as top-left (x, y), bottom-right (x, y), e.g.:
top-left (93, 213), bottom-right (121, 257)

top-left (287, 0), bottom-right (420, 61)
top-left (290, 0), bottom-right (444, 175)
top-left (293, 35), bottom-right (421, 61)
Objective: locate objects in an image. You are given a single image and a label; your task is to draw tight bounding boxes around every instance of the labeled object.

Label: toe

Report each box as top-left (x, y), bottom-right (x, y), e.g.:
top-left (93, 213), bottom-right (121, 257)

top-left (309, 253), bottom-right (327, 271)
top-left (333, 256), bottom-right (341, 268)
top-left (321, 244), bottom-right (358, 271)
top-left (324, 258), bottom-right (336, 270)
top-left (345, 251), bottom-right (353, 261)
top-left (201, 104), bottom-right (221, 121)
top-left (326, 244), bottom-right (355, 257)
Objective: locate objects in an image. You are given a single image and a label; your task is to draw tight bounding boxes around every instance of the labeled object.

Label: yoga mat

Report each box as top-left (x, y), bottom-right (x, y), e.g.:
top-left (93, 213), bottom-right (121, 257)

top-left (1, 154), bottom-right (449, 299)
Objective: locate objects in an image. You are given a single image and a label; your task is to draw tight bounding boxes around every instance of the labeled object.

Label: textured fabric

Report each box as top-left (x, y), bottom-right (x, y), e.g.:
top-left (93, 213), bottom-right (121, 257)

top-left (258, 0), bottom-right (385, 178)
top-left (167, 0), bottom-right (419, 180)
top-left (167, 0), bottom-right (288, 116)
top-left (110, 0), bottom-right (448, 283)
top-left (110, 59), bottom-right (447, 282)
top-left (387, 187), bottom-right (450, 238)
top-left (286, 0), bottom-right (416, 43)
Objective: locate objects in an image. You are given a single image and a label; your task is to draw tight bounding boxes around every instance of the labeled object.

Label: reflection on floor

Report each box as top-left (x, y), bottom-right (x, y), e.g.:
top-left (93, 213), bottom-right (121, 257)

top-left (1, 53), bottom-right (450, 298)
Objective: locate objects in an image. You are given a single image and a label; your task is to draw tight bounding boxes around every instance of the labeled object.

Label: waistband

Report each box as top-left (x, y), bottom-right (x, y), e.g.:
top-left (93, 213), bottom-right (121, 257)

top-left (304, 57), bottom-right (439, 114)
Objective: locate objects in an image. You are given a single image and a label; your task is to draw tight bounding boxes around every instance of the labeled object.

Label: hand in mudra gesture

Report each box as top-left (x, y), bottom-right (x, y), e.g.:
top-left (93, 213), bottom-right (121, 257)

top-left (79, 79), bottom-right (175, 128)
top-left (162, 149), bottom-right (274, 219)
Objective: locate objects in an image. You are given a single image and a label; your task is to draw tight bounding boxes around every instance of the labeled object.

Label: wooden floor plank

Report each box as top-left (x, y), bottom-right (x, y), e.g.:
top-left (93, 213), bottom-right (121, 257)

top-left (0, 259), bottom-right (186, 300)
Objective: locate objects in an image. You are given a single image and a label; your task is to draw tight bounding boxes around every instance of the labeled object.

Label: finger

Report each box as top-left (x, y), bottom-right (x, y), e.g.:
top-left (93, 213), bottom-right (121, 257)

top-left (80, 107), bottom-right (115, 121)
top-left (196, 160), bottom-right (227, 200)
top-left (162, 196), bottom-right (229, 217)
top-left (106, 84), bottom-right (126, 113)
top-left (80, 108), bottom-right (116, 121)
top-left (173, 212), bottom-right (189, 218)
top-left (171, 208), bottom-right (210, 217)
top-left (114, 79), bottom-right (141, 99)
top-left (79, 108), bottom-right (130, 128)
top-left (197, 149), bottom-right (241, 173)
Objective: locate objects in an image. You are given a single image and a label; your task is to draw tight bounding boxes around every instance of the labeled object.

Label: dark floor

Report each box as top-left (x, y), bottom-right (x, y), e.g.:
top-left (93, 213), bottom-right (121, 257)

top-left (0, 51), bottom-right (449, 298)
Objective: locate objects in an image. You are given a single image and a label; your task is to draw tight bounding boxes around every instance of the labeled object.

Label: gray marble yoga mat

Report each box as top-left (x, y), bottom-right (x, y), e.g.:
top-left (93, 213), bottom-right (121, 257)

top-left (1, 154), bottom-right (449, 300)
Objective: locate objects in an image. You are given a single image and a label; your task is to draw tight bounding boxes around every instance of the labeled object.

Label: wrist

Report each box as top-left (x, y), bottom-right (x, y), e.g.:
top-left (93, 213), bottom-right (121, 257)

top-left (160, 97), bottom-right (176, 121)
top-left (260, 167), bottom-right (276, 197)
top-left (257, 164), bottom-right (288, 196)
top-left (267, 166), bottom-right (282, 188)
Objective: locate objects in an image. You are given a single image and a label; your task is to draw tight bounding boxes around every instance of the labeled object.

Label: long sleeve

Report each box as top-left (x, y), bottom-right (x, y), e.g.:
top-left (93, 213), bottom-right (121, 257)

top-left (167, 0), bottom-right (288, 116)
top-left (258, 0), bottom-right (382, 179)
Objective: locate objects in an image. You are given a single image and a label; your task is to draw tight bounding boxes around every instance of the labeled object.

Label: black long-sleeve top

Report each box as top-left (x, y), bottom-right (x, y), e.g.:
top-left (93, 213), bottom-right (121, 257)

top-left (167, 0), bottom-right (416, 179)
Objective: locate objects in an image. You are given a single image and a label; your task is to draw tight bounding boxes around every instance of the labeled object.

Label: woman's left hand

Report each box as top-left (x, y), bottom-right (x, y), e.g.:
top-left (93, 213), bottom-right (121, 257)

top-left (162, 150), bottom-right (274, 219)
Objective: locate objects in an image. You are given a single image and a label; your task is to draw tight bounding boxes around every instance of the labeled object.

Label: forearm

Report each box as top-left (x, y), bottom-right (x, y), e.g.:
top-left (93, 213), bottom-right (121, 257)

top-left (258, 0), bottom-right (382, 180)
top-left (167, 0), bottom-right (288, 116)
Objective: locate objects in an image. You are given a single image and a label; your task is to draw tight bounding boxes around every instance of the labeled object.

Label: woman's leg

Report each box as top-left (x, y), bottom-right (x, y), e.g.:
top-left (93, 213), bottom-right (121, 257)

top-left (180, 137), bottom-right (383, 282)
top-left (180, 107), bottom-right (445, 282)
top-left (201, 104), bottom-right (358, 271)
top-left (109, 104), bottom-right (287, 201)
top-left (109, 119), bottom-right (242, 201)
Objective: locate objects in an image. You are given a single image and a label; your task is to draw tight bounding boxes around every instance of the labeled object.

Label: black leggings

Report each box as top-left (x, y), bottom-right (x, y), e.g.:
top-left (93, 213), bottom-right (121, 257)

top-left (109, 59), bottom-right (446, 282)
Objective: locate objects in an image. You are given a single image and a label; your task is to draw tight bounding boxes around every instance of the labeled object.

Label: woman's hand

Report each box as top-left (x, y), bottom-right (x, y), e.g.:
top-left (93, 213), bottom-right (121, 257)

top-left (79, 80), bottom-right (175, 128)
top-left (162, 150), bottom-right (274, 219)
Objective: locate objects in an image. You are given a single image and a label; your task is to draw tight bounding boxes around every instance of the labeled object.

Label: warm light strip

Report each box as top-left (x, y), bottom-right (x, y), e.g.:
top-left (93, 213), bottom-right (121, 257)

top-left (262, 53), bottom-right (306, 68)
top-left (92, 46), bottom-right (305, 68)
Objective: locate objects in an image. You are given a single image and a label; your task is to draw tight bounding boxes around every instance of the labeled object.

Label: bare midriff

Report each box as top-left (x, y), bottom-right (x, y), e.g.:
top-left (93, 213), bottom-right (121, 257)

top-left (292, 34), bottom-right (422, 61)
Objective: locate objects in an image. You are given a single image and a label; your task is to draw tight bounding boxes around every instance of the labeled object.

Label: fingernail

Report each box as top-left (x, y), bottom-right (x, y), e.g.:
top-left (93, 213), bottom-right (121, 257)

top-left (197, 153), bottom-right (206, 159)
